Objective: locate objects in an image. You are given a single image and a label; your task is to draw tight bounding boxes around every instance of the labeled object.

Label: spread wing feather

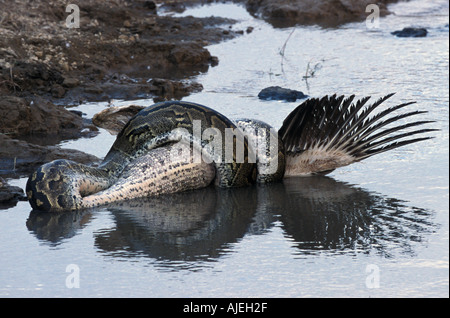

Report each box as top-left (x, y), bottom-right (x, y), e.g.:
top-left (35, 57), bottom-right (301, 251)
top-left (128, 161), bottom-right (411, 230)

top-left (278, 94), bottom-right (437, 174)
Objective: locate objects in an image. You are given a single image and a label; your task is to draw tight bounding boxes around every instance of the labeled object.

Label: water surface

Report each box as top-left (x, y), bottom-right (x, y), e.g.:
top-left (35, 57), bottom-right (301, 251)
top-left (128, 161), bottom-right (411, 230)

top-left (1, 0), bottom-right (448, 297)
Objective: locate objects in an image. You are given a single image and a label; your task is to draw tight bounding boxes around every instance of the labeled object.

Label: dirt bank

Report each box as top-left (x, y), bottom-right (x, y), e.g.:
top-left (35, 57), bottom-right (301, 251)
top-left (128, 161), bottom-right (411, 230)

top-left (0, 0), bottom-right (402, 105)
top-left (246, 0), bottom-right (399, 28)
top-left (0, 0), bottom-right (242, 186)
top-left (0, 0), bottom-right (242, 104)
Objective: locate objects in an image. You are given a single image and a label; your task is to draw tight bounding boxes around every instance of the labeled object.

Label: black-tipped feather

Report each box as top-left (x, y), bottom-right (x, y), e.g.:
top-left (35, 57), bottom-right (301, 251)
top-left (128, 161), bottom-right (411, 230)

top-left (348, 120), bottom-right (435, 155)
top-left (279, 94), bottom-right (437, 164)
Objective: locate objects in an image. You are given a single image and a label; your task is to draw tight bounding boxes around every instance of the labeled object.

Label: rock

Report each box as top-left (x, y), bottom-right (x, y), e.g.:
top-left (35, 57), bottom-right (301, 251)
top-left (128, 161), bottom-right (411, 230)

top-left (0, 96), bottom-right (83, 137)
top-left (148, 78), bottom-right (203, 101)
top-left (246, 0), bottom-right (393, 28)
top-left (159, 1), bottom-right (186, 14)
top-left (0, 177), bottom-right (27, 209)
top-left (51, 84), bottom-right (66, 98)
top-left (150, 78), bottom-right (175, 98)
top-left (209, 56), bottom-right (219, 67)
top-left (123, 20), bottom-right (132, 28)
top-left (0, 134), bottom-right (100, 177)
top-left (84, 85), bottom-right (104, 95)
top-left (391, 27), bottom-right (428, 38)
top-left (62, 77), bottom-right (80, 88)
top-left (144, 1), bottom-right (157, 11)
top-left (11, 60), bottom-right (64, 87)
top-left (258, 86), bottom-right (308, 102)
top-left (93, 105), bottom-right (145, 135)
top-left (118, 34), bottom-right (130, 41)
top-left (168, 43), bottom-right (213, 67)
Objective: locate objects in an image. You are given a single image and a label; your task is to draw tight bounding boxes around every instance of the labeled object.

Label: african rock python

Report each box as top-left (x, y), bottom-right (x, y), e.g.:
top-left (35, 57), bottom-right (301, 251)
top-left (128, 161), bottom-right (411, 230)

top-left (26, 101), bottom-right (284, 212)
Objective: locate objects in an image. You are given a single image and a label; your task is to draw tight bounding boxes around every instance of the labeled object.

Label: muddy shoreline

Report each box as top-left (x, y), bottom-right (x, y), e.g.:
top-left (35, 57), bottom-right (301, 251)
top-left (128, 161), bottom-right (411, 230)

top-left (0, 0), bottom-right (241, 105)
top-left (1, 0), bottom-right (244, 183)
top-left (0, 0), bottom-right (400, 107)
top-left (0, 0), bottom-right (402, 203)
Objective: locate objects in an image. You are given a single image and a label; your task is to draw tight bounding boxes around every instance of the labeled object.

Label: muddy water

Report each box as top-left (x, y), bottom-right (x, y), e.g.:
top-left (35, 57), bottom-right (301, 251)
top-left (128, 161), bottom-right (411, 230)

top-left (1, 1), bottom-right (448, 297)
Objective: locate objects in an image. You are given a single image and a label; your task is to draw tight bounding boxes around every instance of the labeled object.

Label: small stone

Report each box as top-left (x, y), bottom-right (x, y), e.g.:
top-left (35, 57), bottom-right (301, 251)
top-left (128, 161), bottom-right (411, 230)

top-left (0, 180), bottom-right (26, 205)
top-left (209, 56), bottom-right (219, 66)
top-left (144, 1), bottom-right (157, 11)
top-left (85, 85), bottom-right (103, 94)
top-left (391, 27), bottom-right (428, 38)
top-left (118, 34), bottom-right (129, 41)
top-left (258, 86), bottom-right (307, 102)
top-left (62, 77), bottom-right (80, 88)
top-left (60, 61), bottom-right (70, 72)
top-left (51, 84), bottom-right (66, 98)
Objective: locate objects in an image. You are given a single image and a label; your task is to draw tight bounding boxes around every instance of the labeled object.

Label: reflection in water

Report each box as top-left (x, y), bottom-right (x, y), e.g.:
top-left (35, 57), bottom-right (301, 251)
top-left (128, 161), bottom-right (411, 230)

top-left (95, 187), bottom-right (258, 270)
top-left (278, 178), bottom-right (435, 258)
top-left (26, 209), bottom-right (94, 245)
top-left (26, 176), bottom-right (435, 269)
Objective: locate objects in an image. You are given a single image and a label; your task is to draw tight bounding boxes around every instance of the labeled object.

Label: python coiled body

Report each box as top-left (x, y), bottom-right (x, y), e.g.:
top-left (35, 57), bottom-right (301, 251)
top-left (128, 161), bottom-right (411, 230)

top-left (27, 101), bottom-right (283, 212)
top-left (26, 95), bottom-right (435, 212)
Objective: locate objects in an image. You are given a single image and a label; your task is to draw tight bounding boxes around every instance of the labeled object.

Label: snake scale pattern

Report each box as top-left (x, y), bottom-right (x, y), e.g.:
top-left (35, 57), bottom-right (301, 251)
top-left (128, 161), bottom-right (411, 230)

top-left (26, 101), bottom-right (283, 212)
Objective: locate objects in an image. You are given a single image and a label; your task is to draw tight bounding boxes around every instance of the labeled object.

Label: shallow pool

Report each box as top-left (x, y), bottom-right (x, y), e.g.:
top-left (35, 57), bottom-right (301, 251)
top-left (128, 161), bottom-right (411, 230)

top-left (1, 0), bottom-right (448, 297)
